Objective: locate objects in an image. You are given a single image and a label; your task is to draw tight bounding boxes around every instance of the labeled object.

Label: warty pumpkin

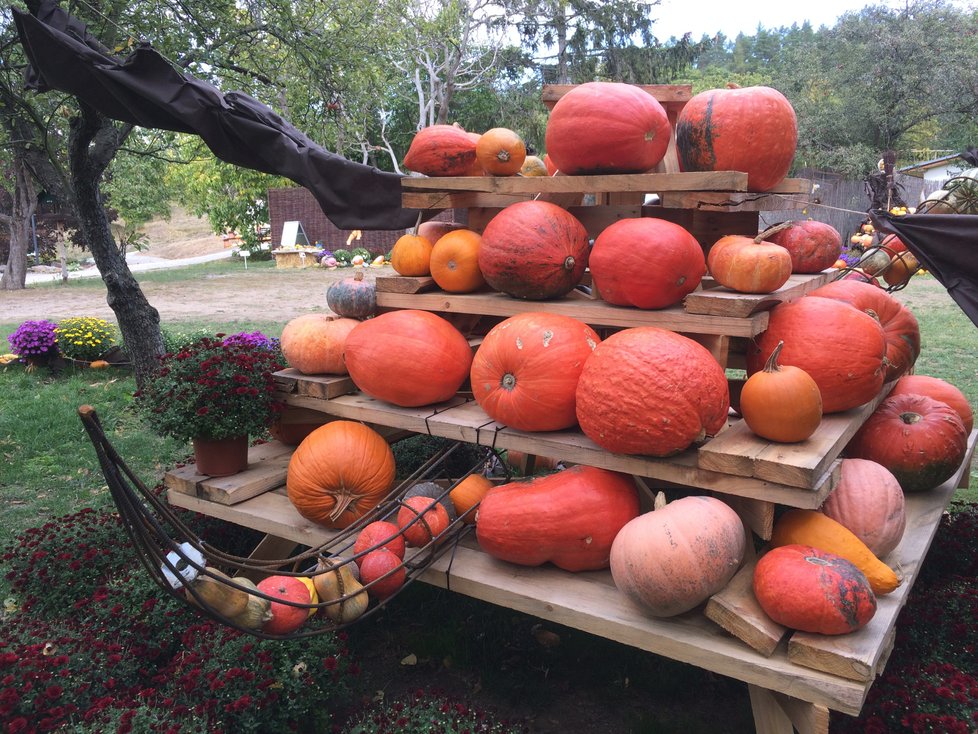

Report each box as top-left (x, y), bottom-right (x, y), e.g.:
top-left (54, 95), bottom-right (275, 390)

top-left (478, 200), bottom-right (590, 300)
top-left (770, 508), bottom-right (900, 595)
top-left (475, 465), bottom-right (640, 572)
top-left (610, 494), bottom-right (746, 617)
top-left (429, 228), bottom-right (485, 293)
top-left (739, 340), bottom-right (822, 443)
top-left (389, 233), bottom-right (434, 277)
top-left (576, 327), bottom-right (729, 456)
top-left (821, 458), bottom-right (906, 559)
top-left (889, 373), bottom-right (974, 433)
top-left (475, 127), bottom-right (527, 176)
top-left (845, 393), bottom-right (968, 493)
top-left (544, 81), bottom-right (672, 175)
top-left (344, 310), bottom-right (473, 407)
top-left (745, 296), bottom-right (887, 413)
top-left (707, 231), bottom-right (793, 294)
top-left (588, 218), bottom-right (706, 309)
top-left (326, 268), bottom-right (376, 319)
top-left (286, 421), bottom-right (396, 528)
top-left (676, 84), bottom-right (797, 192)
top-left (810, 278), bottom-right (920, 381)
top-left (280, 314), bottom-right (359, 375)
top-left (469, 312), bottom-right (600, 432)
top-left (753, 545), bottom-right (877, 635)
top-left (402, 124), bottom-right (477, 177)
top-left (764, 220), bottom-right (843, 274)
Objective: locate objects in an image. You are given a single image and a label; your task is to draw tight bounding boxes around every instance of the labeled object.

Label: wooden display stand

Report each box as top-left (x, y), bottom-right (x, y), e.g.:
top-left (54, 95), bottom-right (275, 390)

top-left (163, 85), bottom-right (976, 732)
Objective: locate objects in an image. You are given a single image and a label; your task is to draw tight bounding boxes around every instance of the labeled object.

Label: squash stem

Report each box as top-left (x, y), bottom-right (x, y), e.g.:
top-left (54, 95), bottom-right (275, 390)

top-left (763, 340), bottom-right (785, 373)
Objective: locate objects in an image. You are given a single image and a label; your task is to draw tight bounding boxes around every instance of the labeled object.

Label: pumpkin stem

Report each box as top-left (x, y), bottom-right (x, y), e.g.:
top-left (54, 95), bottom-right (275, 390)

top-left (754, 221), bottom-right (793, 244)
top-left (500, 373), bottom-right (517, 391)
top-left (353, 268), bottom-right (365, 282)
top-left (562, 255), bottom-right (576, 271)
top-left (900, 411), bottom-right (923, 425)
top-left (412, 211), bottom-right (423, 235)
top-left (653, 491), bottom-right (667, 510)
top-left (763, 340), bottom-right (785, 373)
top-left (328, 487), bottom-right (362, 522)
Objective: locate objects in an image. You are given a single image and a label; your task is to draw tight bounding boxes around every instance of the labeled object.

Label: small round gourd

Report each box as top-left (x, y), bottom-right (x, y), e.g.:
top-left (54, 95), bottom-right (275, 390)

top-left (476, 128), bottom-right (527, 176)
top-left (326, 269), bottom-right (376, 319)
top-left (739, 340), bottom-right (822, 442)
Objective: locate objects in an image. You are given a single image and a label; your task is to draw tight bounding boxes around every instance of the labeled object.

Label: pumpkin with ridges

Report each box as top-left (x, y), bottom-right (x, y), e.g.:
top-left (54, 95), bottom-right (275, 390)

top-left (845, 393), bottom-right (968, 493)
top-left (765, 220), bottom-right (843, 274)
top-left (280, 314), bottom-right (359, 375)
top-left (589, 218), bottom-right (705, 309)
top-left (676, 84), bottom-right (797, 192)
top-left (470, 312), bottom-right (600, 432)
top-left (821, 458), bottom-right (906, 558)
top-left (576, 327), bottom-right (729, 456)
top-left (286, 421), bottom-right (396, 528)
top-left (478, 200), bottom-right (589, 300)
top-left (610, 494), bottom-right (746, 617)
top-left (475, 465), bottom-right (640, 572)
top-left (810, 278), bottom-right (920, 381)
top-left (326, 268), bottom-right (376, 319)
top-left (544, 82), bottom-right (671, 175)
top-left (745, 296), bottom-right (887, 413)
top-left (739, 340), bottom-right (822, 443)
top-left (753, 545), bottom-right (877, 635)
top-left (344, 310), bottom-right (473, 407)
top-left (889, 374), bottom-right (973, 433)
top-left (707, 232), bottom-right (792, 294)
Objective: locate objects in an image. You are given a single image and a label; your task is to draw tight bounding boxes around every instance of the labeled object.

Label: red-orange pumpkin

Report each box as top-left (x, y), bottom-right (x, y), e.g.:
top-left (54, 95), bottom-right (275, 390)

top-left (676, 84), bottom-right (797, 192)
top-left (745, 296), bottom-right (887, 413)
top-left (286, 421), bottom-right (396, 528)
top-left (810, 279), bottom-right (920, 381)
top-left (280, 314), bottom-right (359, 375)
top-left (765, 220), bottom-right (843, 273)
top-left (478, 200), bottom-right (589, 300)
top-left (576, 327), bottom-right (729, 456)
top-left (589, 218), bottom-right (706, 309)
top-left (610, 495), bottom-right (746, 617)
top-left (402, 124), bottom-right (477, 177)
top-left (707, 233), bottom-right (792, 294)
top-left (846, 393), bottom-right (968, 492)
top-left (475, 465), bottom-right (640, 572)
top-left (544, 82), bottom-right (672, 175)
top-left (821, 458), bottom-right (906, 558)
top-left (344, 310), bottom-right (473, 407)
top-left (470, 312), bottom-right (600, 431)
top-left (889, 374), bottom-right (974, 433)
top-left (753, 545), bottom-right (877, 635)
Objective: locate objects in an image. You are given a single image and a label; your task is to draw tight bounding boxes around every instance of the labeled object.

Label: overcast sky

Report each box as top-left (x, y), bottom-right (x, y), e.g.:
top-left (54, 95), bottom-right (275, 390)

top-left (651, 0), bottom-right (975, 41)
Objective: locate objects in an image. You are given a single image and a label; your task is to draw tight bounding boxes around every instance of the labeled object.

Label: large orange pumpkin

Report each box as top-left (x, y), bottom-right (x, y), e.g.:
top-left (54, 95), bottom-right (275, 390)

top-left (402, 124), bottom-right (477, 177)
top-left (765, 220), bottom-right (843, 274)
top-left (676, 84), bottom-right (797, 192)
top-left (810, 279), bottom-right (920, 381)
top-left (429, 229), bottom-right (485, 293)
top-left (475, 465), bottom-right (640, 572)
top-left (576, 327), bottom-right (729, 456)
top-left (610, 495), bottom-right (746, 617)
top-left (545, 82), bottom-right (672, 175)
top-left (588, 218), bottom-right (705, 309)
top-left (478, 200), bottom-right (589, 300)
top-left (707, 233), bottom-right (792, 294)
top-left (286, 421), bottom-right (396, 528)
top-left (344, 310), bottom-right (473, 407)
top-left (846, 393), bottom-right (968, 493)
top-left (470, 312), bottom-right (600, 432)
top-left (746, 296), bottom-right (887, 413)
top-left (889, 374), bottom-right (973, 433)
top-left (821, 458), bottom-right (906, 558)
top-left (280, 314), bottom-right (360, 375)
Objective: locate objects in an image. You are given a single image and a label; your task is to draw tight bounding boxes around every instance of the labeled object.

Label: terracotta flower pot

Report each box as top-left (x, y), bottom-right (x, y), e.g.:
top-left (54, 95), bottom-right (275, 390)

top-left (192, 435), bottom-right (249, 477)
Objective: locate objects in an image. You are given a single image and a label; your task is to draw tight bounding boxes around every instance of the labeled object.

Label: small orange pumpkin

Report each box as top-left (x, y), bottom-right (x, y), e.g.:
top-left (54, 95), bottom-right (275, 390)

top-left (390, 233), bottom-right (434, 276)
top-left (449, 474), bottom-right (493, 524)
top-left (89, 359), bottom-right (111, 369)
top-left (707, 230), bottom-right (793, 294)
top-left (430, 229), bottom-right (485, 293)
top-left (739, 340), bottom-right (823, 442)
top-left (476, 127), bottom-right (527, 176)
top-left (519, 155), bottom-right (549, 177)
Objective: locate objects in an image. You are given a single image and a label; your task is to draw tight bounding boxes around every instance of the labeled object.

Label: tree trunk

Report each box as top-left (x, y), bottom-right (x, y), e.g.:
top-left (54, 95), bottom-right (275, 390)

top-left (68, 104), bottom-right (164, 387)
top-left (0, 157), bottom-right (38, 291)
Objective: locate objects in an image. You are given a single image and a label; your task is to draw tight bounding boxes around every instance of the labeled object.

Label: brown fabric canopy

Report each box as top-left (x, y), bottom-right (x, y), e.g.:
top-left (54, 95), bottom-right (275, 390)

top-left (13, 0), bottom-right (422, 231)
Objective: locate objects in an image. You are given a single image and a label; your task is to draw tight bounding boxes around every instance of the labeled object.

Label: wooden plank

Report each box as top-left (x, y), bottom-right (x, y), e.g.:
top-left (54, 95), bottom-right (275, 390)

top-left (542, 83), bottom-right (693, 110)
top-left (273, 368), bottom-right (356, 400)
top-left (722, 494), bottom-right (776, 540)
top-left (400, 171), bottom-right (749, 195)
top-left (374, 290), bottom-right (770, 338)
top-left (705, 558), bottom-right (788, 656)
top-left (786, 429), bottom-right (977, 682)
top-left (698, 385), bottom-right (893, 489)
top-left (659, 191), bottom-right (809, 212)
top-left (683, 272), bottom-right (834, 318)
top-left (375, 276), bottom-right (438, 294)
top-left (748, 685), bottom-right (794, 734)
top-left (767, 691), bottom-right (830, 734)
top-left (402, 191), bottom-right (532, 209)
top-left (164, 440), bottom-right (292, 505)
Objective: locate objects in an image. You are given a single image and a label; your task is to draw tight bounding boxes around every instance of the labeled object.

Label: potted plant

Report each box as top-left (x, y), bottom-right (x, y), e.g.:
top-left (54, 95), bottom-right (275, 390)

top-left (135, 334), bottom-right (284, 476)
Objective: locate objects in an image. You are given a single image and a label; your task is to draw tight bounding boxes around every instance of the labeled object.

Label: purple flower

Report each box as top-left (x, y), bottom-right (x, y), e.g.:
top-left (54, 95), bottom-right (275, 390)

top-left (7, 320), bottom-right (58, 358)
top-left (223, 331), bottom-right (280, 352)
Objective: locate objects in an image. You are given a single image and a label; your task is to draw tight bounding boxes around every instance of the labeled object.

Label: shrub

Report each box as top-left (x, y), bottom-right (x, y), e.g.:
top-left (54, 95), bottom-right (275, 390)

top-left (6, 319), bottom-right (59, 360)
top-left (55, 317), bottom-right (117, 362)
top-left (344, 688), bottom-right (528, 733)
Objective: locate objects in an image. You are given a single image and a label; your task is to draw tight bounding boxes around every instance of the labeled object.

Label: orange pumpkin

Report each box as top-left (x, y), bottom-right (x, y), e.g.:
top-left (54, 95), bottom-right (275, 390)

top-left (429, 229), bottom-right (485, 293)
top-left (519, 155), bottom-right (549, 177)
top-left (402, 124), bottom-right (477, 176)
top-left (280, 314), bottom-right (360, 375)
top-left (390, 233), bottom-right (434, 276)
top-left (286, 421), bottom-right (396, 528)
top-left (707, 232), bottom-right (793, 294)
top-left (476, 127), bottom-right (527, 176)
top-left (449, 474), bottom-right (493, 524)
top-left (739, 340), bottom-right (823, 442)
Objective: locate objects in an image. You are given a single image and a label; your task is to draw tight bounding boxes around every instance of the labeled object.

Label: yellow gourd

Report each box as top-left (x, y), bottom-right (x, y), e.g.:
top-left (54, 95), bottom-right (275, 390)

top-left (770, 509), bottom-right (900, 595)
top-left (312, 557), bottom-right (369, 624)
